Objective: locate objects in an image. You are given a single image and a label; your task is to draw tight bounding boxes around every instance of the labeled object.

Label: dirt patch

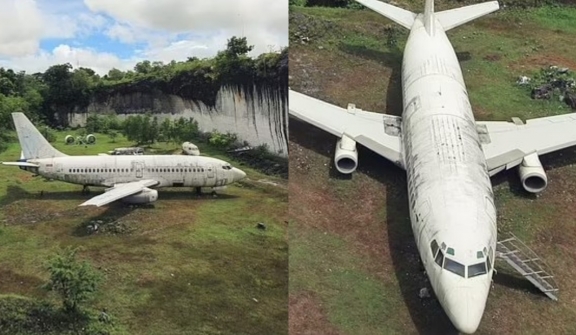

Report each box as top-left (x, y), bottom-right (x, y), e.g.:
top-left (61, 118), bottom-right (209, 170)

top-left (289, 292), bottom-right (342, 335)
top-left (509, 54), bottom-right (576, 73)
top-left (484, 54), bottom-right (502, 62)
top-left (288, 129), bottom-right (393, 281)
top-left (0, 268), bottom-right (44, 297)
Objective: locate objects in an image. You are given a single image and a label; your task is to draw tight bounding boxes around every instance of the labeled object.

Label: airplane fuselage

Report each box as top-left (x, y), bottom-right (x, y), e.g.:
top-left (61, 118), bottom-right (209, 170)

top-left (400, 16), bottom-right (497, 333)
top-left (23, 155), bottom-right (241, 189)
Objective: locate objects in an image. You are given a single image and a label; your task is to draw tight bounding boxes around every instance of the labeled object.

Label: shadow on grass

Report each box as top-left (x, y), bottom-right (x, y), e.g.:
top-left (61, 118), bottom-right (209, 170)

top-left (1, 184), bottom-right (239, 207)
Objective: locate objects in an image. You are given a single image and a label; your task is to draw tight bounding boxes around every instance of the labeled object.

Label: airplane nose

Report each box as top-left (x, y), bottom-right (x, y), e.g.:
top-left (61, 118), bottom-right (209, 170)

top-left (231, 167), bottom-right (246, 181)
top-left (444, 287), bottom-right (486, 334)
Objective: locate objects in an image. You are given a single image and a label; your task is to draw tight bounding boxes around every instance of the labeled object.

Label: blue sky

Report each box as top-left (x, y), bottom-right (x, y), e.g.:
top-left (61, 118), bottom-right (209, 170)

top-left (0, 0), bottom-right (288, 74)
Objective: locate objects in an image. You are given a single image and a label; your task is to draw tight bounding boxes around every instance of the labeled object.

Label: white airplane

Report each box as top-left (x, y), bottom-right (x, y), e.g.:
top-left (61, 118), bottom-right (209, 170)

top-left (2, 113), bottom-right (247, 207)
top-left (290, 0), bottom-right (576, 333)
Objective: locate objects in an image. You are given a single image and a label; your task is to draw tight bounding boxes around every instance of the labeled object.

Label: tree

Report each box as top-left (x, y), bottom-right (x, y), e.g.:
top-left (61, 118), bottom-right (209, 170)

top-left (107, 68), bottom-right (125, 81)
top-left (44, 247), bottom-right (102, 312)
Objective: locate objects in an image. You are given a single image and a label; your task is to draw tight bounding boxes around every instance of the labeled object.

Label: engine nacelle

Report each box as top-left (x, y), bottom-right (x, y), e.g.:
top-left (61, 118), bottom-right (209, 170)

top-left (120, 187), bottom-right (158, 204)
top-left (334, 134), bottom-right (358, 174)
top-left (518, 153), bottom-right (548, 193)
top-left (85, 134), bottom-right (96, 144)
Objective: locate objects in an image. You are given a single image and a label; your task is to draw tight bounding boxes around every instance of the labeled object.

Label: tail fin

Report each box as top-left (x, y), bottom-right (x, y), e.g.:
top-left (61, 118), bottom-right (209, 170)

top-left (436, 1), bottom-right (499, 31)
top-left (355, 0), bottom-right (416, 30)
top-left (12, 113), bottom-right (67, 159)
top-left (423, 0), bottom-right (434, 35)
top-left (355, 0), bottom-right (499, 34)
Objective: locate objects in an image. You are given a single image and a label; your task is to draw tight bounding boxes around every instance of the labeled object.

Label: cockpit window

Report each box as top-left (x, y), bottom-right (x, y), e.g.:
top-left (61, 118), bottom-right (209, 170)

top-left (435, 249), bottom-right (444, 267)
top-left (430, 240), bottom-right (439, 257)
top-left (447, 247), bottom-right (455, 256)
top-left (477, 251), bottom-right (484, 259)
top-left (468, 262), bottom-right (487, 278)
top-left (222, 165), bottom-right (232, 170)
top-left (444, 258), bottom-right (465, 277)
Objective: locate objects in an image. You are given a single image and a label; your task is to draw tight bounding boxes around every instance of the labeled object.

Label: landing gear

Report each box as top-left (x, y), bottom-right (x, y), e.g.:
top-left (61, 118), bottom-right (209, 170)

top-left (195, 187), bottom-right (202, 196)
top-left (81, 185), bottom-right (90, 195)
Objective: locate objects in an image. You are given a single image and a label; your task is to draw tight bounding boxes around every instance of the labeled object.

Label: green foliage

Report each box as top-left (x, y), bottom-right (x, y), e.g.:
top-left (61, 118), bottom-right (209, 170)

top-left (208, 131), bottom-right (238, 149)
top-left (41, 126), bottom-right (57, 143)
top-left (85, 113), bottom-right (105, 133)
top-left (171, 117), bottom-right (200, 143)
top-left (305, 0), bottom-right (363, 8)
top-left (108, 130), bottom-right (118, 143)
top-left (121, 114), bottom-right (160, 145)
top-left (44, 247), bottom-right (102, 313)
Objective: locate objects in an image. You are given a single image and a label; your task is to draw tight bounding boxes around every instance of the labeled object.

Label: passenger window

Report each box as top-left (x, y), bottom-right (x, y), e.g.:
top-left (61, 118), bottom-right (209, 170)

top-left (468, 262), bottom-right (487, 278)
top-left (435, 250), bottom-right (444, 267)
top-left (444, 258), bottom-right (465, 277)
top-left (430, 240), bottom-right (439, 257)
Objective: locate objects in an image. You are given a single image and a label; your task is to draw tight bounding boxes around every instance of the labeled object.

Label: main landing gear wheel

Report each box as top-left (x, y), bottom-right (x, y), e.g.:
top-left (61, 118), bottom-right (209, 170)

top-left (81, 185), bottom-right (90, 195)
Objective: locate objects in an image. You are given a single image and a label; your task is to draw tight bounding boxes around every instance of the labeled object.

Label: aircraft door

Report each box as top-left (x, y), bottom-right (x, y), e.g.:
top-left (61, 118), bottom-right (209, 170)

top-left (134, 162), bottom-right (143, 178)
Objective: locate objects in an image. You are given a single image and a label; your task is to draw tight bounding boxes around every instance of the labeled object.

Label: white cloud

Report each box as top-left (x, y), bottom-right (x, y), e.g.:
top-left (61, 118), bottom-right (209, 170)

top-left (1, 44), bottom-right (133, 75)
top-left (0, 0), bottom-right (44, 56)
top-left (0, 0), bottom-right (287, 74)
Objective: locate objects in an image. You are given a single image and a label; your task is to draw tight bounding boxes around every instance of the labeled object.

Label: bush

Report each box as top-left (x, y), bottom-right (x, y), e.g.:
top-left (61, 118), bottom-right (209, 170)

top-left (44, 247), bottom-right (102, 313)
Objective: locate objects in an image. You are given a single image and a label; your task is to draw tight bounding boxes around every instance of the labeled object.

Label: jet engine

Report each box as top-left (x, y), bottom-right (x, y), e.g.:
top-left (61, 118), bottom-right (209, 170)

top-left (518, 152), bottom-right (548, 193)
top-left (334, 134), bottom-right (358, 174)
top-left (65, 135), bottom-right (75, 144)
top-left (85, 134), bottom-right (96, 144)
top-left (121, 188), bottom-right (158, 204)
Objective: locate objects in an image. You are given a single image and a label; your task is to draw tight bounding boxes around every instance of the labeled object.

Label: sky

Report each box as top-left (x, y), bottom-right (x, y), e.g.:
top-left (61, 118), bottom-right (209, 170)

top-left (0, 0), bottom-right (288, 75)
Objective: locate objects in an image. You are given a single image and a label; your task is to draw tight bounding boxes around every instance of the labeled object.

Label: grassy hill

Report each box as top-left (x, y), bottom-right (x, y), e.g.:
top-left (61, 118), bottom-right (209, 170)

top-left (0, 133), bottom-right (288, 335)
top-left (289, 4), bottom-right (576, 335)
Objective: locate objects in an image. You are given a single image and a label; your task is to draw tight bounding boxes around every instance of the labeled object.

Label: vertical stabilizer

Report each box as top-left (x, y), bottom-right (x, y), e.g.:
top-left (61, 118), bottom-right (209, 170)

top-left (424, 0), bottom-right (434, 35)
top-left (12, 113), bottom-right (67, 159)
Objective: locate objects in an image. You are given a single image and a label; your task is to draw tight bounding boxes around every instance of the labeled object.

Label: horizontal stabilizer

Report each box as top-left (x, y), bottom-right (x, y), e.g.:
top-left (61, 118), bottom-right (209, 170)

top-left (1, 161), bottom-right (40, 167)
top-left (436, 1), bottom-right (500, 31)
top-left (354, 0), bottom-right (416, 30)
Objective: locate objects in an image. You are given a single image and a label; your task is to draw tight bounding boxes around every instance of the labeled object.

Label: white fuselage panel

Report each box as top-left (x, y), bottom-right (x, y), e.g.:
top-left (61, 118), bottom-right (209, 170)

top-left (401, 16), bottom-right (497, 333)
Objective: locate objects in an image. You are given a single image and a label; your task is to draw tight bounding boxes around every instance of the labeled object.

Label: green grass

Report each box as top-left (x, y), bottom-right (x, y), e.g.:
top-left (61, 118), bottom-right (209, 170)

top-left (0, 131), bottom-right (288, 335)
top-left (289, 4), bottom-right (576, 335)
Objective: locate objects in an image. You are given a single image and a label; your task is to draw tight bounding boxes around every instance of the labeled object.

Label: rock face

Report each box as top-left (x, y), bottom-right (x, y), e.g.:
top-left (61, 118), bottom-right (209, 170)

top-left (67, 84), bottom-right (288, 157)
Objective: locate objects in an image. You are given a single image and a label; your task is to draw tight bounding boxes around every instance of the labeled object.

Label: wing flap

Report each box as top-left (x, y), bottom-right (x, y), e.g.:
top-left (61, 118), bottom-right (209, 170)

top-left (79, 179), bottom-right (158, 207)
top-left (289, 90), bottom-right (404, 168)
top-left (480, 113), bottom-right (576, 175)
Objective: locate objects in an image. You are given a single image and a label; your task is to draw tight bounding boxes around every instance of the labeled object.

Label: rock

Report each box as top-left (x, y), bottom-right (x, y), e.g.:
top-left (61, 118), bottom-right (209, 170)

top-left (257, 222), bottom-right (267, 230)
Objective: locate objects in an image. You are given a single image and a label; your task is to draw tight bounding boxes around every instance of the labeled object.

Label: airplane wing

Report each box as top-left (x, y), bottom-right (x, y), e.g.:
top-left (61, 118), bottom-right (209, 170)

top-left (478, 113), bottom-right (576, 176)
top-left (289, 90), bottom-right (404, 168)
top-left (79, 179), bottom-right (159, 207)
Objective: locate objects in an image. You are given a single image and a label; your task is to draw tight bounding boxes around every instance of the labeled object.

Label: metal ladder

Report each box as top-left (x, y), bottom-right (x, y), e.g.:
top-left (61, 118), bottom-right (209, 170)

top-left (496, 233), bottom-right (559, 301)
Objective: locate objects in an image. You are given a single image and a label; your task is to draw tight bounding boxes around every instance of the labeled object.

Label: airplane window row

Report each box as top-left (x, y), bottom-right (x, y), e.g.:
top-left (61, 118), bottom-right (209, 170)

top-left (147, 167), bottom-right (205, 173)
top-left (67, 167), bottom-right (208, 174)
top-left (68, 168), bottom-right (130, 173)
top-left (430, 239), bottom-right (493, 278)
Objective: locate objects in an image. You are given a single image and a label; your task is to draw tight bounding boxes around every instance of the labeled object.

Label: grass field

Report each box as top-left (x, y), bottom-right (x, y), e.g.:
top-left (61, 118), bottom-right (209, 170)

top-left (289, 3), bottom-right (576, 335)
top-left (0, 132), bottom-right (288, 335)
